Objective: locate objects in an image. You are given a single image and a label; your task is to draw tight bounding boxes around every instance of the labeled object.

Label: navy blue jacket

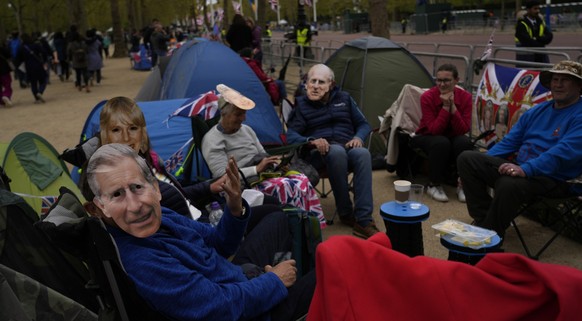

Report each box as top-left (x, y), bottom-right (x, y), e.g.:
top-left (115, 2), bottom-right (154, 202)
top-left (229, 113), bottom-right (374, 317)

top-left (286, 88), bottom-right (371, 145)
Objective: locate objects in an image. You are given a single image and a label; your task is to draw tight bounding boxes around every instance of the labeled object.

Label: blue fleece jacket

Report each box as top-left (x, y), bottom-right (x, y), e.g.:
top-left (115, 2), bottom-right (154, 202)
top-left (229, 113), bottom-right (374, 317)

top-left (108, 206), bottom-right (287, 321)
top-left (488, 98), bottom-right (582, 181)
top-left (286, 88), bottom-right (371, 145)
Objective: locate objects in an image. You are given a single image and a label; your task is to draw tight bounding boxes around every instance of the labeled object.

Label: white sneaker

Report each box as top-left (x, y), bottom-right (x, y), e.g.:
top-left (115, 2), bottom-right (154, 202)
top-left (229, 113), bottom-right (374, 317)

top-left (2, 96), bottom-right (12, 107)
top-left (427, 185), bottom-right (449, 202)
top-left (457, 186), bottom-right (466, 203)
top-left (35, 93), bottom-right (45, 103)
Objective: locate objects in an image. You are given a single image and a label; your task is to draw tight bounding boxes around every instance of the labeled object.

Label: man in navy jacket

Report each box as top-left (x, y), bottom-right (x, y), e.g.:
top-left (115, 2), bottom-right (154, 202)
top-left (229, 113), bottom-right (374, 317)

top-left (287, 64), bottom-right (378, 239)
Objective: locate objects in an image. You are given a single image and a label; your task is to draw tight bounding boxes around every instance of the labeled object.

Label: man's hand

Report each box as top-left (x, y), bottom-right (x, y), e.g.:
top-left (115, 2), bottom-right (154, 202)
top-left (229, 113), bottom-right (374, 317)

top-left (256, 156), bottom-right (281, 173)
top-left (222, 157), bottom-right (244, 216)
top-left (309, 138), bottom-right (329, 155)
top-left (498, 162), bottom-right (525, 177)
top-left (265, 259), bottom-right (297, 288)
top-left (345, 138), bottom-right (363, 149)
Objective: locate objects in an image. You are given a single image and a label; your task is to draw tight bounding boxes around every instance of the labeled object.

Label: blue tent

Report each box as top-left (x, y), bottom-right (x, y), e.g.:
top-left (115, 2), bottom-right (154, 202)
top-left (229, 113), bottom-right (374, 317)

top-left (158, 40), bottom-right (283, 146)
top-left (77, 99), bottom-right (210, 183)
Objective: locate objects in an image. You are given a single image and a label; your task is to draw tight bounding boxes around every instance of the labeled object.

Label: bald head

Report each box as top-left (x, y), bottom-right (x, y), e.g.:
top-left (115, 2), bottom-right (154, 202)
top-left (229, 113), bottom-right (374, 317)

top-left (306, 64), bottom-right (335, 102)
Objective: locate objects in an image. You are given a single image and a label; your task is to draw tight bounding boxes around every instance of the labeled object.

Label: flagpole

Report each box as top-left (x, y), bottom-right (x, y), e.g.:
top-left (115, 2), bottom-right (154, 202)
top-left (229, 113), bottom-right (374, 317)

top-left (313, 0), bottom-right (317, 23)
top-left (277, 3), bottom-right (281, 25)
top-left (254, 0), bottom-right (258, 20)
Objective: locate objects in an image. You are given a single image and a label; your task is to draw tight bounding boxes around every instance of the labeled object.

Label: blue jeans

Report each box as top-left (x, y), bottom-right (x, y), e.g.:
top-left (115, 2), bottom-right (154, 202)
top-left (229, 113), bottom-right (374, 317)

top-left (309, 144), bottom-right (373, 225)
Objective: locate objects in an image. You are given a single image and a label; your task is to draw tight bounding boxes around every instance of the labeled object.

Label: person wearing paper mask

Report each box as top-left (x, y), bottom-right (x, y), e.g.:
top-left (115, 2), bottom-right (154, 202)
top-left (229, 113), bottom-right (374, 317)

top-left (202, 84), bottom-right (326, 228)
top-left (285, 64), bottom-right (378, 239)
top-left (65, 96), bottom-right (282, 233)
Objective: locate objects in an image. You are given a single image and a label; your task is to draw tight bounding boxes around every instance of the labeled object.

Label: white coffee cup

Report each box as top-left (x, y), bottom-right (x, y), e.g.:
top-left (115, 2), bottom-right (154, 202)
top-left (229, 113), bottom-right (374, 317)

top-left (394, 180), bottom-right (411, 204)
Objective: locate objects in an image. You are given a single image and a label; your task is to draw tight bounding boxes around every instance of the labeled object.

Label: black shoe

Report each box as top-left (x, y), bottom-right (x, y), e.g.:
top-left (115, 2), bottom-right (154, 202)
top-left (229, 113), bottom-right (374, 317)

top-left (339, 214), bottom-right (356, 227)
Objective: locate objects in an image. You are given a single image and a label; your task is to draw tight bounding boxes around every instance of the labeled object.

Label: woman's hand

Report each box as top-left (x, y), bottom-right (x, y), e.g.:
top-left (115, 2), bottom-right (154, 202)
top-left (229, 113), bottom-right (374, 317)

top-left (440, 92), bottom-right (454, 112)
top-left (222, 157), bottom-right (244, 216)
top-left (256, 156), bottom-right (280, 173)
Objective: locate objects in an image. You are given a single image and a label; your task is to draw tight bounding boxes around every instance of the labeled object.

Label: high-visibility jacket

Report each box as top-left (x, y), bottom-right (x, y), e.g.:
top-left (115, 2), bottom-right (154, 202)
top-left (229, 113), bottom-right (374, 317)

top-left (266, 29), bottom-right (272, 37)
top-left (515, 19), bottom-right (546, 45)
top-left (296, 28), bottom-right (309, 46)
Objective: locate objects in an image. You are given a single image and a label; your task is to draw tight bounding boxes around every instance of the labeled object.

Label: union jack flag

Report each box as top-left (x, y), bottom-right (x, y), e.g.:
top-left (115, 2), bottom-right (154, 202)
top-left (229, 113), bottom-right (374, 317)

top-left (269, 0), bottom-right (278, 11)
top-left (303, 0), bottom-right (312, 7)
top-left (164, 137), bottom-right (193, 177)
top-left (165, 91), bottom-right (219, 124)
top-left (474, 63), bottom-right (552, 147)
top-left (41, 195), bottom-right (58, 215)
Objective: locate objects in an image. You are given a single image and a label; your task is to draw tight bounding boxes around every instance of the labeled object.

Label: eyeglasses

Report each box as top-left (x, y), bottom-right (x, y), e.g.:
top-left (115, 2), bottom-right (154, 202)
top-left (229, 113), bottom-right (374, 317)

top-left (436, 78), bottom-right (453, 84)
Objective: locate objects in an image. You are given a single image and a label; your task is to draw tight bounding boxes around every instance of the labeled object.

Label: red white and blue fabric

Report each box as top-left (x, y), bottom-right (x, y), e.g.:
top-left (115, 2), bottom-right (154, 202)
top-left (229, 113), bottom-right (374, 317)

top-left (41, 196), bottom-right (58, 215)
top-left (269, 0), bottom-right (278, 11)
top-left (474, 63), bottom-right (552, 147)
top-left (303, 0), bottom-right (312, 7)
top-left (166, 91), bottom-right (219, 123)
top-left (248, 0), bottom-right (256, 13)
top-left (164, 138), bottom-right (193, 177)
top-left (232, 1), bottom-right (241, 14)
top-left (254, 173), bottom-right (326, 228)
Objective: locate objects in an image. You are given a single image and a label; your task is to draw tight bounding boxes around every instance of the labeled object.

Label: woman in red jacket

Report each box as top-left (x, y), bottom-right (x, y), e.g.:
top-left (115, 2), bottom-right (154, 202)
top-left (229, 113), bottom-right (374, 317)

top-left (411, 63), bottom-right (473, 203)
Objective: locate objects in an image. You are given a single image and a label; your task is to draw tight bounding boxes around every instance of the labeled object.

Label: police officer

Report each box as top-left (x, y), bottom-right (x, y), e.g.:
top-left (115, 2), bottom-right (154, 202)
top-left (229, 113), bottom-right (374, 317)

top-left (295, 21), bottom-right (312, 59)
top-left (515, 0), bottom-right (553, 65)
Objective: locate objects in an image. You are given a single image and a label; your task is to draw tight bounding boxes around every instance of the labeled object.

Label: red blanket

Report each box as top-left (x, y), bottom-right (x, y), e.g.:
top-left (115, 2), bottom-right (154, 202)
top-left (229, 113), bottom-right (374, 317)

top-left (308, 233), bottom-right (582, 321)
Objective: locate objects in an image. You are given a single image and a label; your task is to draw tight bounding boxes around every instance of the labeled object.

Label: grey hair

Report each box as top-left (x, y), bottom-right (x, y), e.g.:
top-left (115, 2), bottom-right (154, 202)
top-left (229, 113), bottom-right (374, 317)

top-left (308, 64), bottom-right (335, 82)
top-left (86, 143), bottom-right (156, 198)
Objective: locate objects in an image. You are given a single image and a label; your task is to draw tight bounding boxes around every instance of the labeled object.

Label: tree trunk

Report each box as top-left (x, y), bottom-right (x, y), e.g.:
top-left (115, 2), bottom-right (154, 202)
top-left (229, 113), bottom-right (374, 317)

top-left (127, 0), bottom-right (137, 33)
top-left (66, 0), bottom-right (87, 35)
top-left (257, 0), bottom-right (266, 28)
top-left (223, 0), bottom-right (230, 30)
top-left (8, 0), bottom-right (25, 36)
top-left (110, 0), bottom-right (128, 58)
top-left (369, 0), bottom-right (390, 39)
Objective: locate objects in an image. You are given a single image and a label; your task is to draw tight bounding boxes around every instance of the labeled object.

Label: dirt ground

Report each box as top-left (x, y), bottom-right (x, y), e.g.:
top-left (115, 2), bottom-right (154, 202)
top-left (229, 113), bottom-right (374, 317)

top-left (1, 30), bottom-right (581, 270)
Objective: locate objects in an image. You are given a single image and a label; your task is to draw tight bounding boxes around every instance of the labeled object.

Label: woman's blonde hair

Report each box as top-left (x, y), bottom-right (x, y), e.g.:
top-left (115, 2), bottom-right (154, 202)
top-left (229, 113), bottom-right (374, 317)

top-left (99, 96), bottom-right (150, 154)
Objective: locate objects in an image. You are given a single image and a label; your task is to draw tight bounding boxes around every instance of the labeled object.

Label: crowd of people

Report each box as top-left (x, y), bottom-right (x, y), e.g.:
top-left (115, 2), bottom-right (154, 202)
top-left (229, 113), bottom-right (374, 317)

top-left (3, 10), bottom-right (582, 320)
top-left (1, 26), bottom-right (108, 106)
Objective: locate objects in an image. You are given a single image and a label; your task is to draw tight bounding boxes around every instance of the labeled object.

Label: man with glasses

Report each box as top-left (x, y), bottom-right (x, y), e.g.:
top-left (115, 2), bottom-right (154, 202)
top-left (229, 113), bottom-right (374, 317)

top-left (410, 63), bottom-right (473, 203)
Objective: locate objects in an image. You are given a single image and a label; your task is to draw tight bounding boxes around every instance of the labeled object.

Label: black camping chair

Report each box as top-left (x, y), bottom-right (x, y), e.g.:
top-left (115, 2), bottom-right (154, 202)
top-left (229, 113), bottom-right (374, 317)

top-left (511, 177), bottom-right (582, 260)
top-left (0, 187), bottom-right (99, 313)
top-left (36, 187), bottom-right (171, 321)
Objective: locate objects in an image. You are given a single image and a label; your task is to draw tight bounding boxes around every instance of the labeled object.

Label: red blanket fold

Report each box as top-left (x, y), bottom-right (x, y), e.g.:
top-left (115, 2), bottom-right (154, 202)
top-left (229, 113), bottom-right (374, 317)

top-left (308, 233), bottom-right (582, 321)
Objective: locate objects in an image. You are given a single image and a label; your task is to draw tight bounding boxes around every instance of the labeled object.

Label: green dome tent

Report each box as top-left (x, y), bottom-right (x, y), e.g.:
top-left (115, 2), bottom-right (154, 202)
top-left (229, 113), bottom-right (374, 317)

top-left (325, 36), bottom-right (435, 127)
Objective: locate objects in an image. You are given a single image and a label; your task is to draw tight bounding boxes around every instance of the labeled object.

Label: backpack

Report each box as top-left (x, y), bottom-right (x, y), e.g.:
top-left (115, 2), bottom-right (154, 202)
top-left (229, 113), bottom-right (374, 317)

top-left (283, 206), bottom-right (322, 278)
top-left (74, 45), bottom-right (87, 64)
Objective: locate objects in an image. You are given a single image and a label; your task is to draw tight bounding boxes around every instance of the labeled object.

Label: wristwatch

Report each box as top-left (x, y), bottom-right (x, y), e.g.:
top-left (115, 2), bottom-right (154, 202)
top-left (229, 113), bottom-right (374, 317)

top-left (237, 206), bottom-right (247, 218)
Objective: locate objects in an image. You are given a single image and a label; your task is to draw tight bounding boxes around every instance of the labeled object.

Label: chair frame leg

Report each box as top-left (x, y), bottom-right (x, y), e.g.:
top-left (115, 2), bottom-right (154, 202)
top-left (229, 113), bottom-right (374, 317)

top-left (512, 198), bottom-right (582, 260)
